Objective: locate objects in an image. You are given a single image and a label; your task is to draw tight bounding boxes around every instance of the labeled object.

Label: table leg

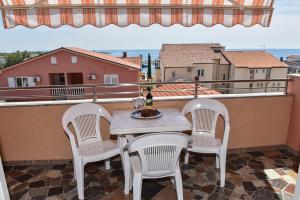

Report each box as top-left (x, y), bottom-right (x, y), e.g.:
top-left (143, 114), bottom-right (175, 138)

top-left (118, 136), bottom-right (131, 195)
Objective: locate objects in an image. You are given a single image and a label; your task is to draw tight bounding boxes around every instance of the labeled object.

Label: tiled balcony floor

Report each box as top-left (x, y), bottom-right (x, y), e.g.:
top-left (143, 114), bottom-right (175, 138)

top-left (4, 148), bottom-right (300, 200)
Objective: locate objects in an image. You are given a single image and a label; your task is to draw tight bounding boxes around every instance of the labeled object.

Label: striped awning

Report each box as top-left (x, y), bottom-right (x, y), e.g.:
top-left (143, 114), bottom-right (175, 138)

top-left (0, 0), bottom-right (274, 29)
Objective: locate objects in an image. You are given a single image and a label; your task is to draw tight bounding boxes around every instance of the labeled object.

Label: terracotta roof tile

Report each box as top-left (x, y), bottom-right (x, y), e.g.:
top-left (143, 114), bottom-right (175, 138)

top-left (151, 84), bottom-right (220, 97)
top-left (160, 43), bottom-right (229, 68)
top-left (223, 51), bottom-right (288, 68)
top-left (119, 57), bottom-right (142, 67)
top-left (65, 47), bottom-right (140, 70)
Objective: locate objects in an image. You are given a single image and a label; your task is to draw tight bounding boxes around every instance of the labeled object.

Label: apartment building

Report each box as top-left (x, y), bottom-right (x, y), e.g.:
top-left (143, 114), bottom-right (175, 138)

top-left (223, 51), bottom-right (288, 93)
top-left (284, 55), bottom-right (300, 74)
top-left (156, 43), bottom-right (230, 90)
top-left (0, 47), bottom-right (141, 100)
top-left (157, 44), bottom-right (288, 94)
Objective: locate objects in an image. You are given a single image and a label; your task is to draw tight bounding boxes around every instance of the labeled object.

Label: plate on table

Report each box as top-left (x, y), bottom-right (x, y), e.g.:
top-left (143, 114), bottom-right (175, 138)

top-left (130, 109), bottom-right (162, 120)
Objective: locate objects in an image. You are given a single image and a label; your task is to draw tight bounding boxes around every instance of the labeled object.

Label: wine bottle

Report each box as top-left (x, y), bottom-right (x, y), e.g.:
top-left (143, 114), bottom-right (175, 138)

top-left (146, 87), bottom-right (153, 109)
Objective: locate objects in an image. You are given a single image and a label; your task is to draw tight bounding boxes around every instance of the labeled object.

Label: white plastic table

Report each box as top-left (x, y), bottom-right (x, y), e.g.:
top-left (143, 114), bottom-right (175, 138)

top-left (110, 108), bottom-right (192, 194)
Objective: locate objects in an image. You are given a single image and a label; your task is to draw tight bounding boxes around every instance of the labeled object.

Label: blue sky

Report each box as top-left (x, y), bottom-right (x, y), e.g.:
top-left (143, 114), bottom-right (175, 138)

top-left (0, 0), bottom-right (299, 52)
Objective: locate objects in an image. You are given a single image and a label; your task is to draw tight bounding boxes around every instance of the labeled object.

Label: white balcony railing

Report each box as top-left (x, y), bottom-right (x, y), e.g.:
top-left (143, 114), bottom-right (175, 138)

top-left (50, 87), bottom-right (85, 98)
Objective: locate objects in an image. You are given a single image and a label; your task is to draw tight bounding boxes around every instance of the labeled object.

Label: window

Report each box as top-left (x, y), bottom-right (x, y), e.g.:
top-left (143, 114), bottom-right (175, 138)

top-left (255, 69), bottom-right (258, 73)
top-left (262, 69), bottom-right (265, 73)
top-left (197, 69), bottom-right (205, 77)
top-left (7, 77), bottom-right (35, 87)
top-left (71, 56), bottom-right (77, 64)
top-left (51, 56), bottom-right (57, 64)
top-left (249, 83), bottom-right (253, 91)
top-left (172, 71), bottom-right (176, 78)
top-left (104, 74), bottom-right (118, 84)
top-left (250, 69), bottom-right (255, 74)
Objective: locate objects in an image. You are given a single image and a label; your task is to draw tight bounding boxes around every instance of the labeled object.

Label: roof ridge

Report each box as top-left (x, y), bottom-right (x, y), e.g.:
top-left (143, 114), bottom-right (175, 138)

top-left (63, 47), bottom-right (140, 69)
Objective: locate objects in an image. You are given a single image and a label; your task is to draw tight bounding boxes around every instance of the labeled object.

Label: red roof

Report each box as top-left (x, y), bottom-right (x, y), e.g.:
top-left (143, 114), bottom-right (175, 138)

top-left (151, 84), bottom-right (220, 97)
top-left (65, 47), bottom-right (141, 70)
top-left (119, 57), bottom-right (142, 67)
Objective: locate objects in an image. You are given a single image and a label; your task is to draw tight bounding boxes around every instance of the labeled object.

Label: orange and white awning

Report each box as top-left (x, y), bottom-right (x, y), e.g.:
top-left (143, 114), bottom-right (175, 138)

top-left (0, 0), bottom-right (274, 29)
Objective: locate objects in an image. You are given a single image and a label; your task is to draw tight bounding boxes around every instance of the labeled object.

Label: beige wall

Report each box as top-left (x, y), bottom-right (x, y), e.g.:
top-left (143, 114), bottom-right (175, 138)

top-left (0, 95), bottom-right (292, 161)
top-left (232, 67), bottom-right (287, 93)
top-left (162, 63), bottom-right (229, 90)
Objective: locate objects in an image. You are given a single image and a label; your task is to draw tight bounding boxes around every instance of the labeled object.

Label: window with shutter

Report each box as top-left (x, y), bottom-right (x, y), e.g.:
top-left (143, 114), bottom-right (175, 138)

top-left (51, 57), bottom-right (57, 64)
top-left (71, 56), bottom-right (77, 64)
top-left (7, 77), bottom-right (15, 87)
top-left (27, 77), bottom-right (36, 87)
top-left (104, 74), bottom-right (118, 84)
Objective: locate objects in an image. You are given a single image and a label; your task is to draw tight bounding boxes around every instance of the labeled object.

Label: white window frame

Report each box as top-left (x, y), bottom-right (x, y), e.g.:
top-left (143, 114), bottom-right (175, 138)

top-left (51, 56), bottom-right (57, 64)
top-left (71, 56), bottom-right (77, 64)
top-left (8, 77), bottom-right (35, 88)
top-left (198, 69), bottom-right (205, 77)
top-left (104, 74), bottom-right (118, 84)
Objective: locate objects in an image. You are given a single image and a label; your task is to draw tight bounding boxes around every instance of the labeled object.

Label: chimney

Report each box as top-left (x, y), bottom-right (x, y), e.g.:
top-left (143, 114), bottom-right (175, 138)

top-left (122, 52), bottom-right (127, 58)
top-left (280, 57), bottom-right (284, 62)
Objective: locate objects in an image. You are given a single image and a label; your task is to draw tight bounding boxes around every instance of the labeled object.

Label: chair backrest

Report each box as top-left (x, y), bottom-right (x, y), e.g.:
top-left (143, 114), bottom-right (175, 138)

top-left (62, 103), bottom-right (111, 147)
top-left (128, 133), bottom-right (191, 177)
top-left (182, 98), bottom-right (230, 141)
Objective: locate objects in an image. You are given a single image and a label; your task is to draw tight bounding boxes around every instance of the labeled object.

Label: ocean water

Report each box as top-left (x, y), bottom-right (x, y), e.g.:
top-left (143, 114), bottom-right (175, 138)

top-left (98, 49), bottom-right (300, 74)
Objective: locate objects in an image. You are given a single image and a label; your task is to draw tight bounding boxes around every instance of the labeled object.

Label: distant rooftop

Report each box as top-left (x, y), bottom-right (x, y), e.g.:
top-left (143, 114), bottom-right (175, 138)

top-left (152, 84), bottom-right (220, 97)
top-left (160, 43), bottom-right (229, 68)
top-left (287, 55), bottom-right (300, 62)
top-left (223, 51), bottom-right (288, 68)
top-left (119, 56), bottom-right (143, 67)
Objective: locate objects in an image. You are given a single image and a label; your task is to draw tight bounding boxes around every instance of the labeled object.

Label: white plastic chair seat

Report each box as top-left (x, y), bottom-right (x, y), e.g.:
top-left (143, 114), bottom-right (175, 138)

top-left (78, 140), bottom-right (120, 164)
top-left (188, 135), bottom-right (221, 153)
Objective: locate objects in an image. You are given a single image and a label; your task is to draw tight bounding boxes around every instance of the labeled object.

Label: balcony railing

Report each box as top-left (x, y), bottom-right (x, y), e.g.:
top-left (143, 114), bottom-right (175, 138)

top-left (50, 87), bottom-right (85, 98)
top-left (0, 78), bottom-right (291, 102)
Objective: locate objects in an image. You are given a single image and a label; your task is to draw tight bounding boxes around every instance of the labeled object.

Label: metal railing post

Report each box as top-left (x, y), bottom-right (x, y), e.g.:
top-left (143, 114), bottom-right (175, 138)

top-left (194, 76), bottom-right (199, 98)
top-left (93, 85), bottom-right (97, 102)
top-left (285, 79), bottom-right (289, 95)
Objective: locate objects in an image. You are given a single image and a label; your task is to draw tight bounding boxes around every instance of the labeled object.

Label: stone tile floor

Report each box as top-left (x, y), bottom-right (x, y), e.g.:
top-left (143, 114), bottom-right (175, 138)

top-left (4, 148), bottom-right (300, 200)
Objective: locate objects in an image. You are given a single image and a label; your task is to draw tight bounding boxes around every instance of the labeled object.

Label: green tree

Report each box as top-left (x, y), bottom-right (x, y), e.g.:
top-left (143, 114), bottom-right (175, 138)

top-left (147, 53), bottom-right (152, 80)
top-left (3, 51), bottom-right (31, 68)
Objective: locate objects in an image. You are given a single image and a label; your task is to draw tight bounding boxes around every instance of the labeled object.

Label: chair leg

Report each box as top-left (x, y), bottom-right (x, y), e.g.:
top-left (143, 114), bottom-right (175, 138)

top-left (133, 174), bottom-right (142, 200)
top-left (73, 159), bottom-right (77, 180)
top-left (105, 160), bottom-right (111, 170)
top-left (216, 155), bottom-right (220, 169)
top-left (129, 170), bottom-right (133, 191)
top-left (184, 151), bottom-right (190, 165)
top-left (170, 177), bottom-right (176, 189)
top-left (76, 161), bottom-right (85, 200)
top-left (219, 153), bottom-right (227, 187)
top-left (174, 169), bottom-right (184, 200)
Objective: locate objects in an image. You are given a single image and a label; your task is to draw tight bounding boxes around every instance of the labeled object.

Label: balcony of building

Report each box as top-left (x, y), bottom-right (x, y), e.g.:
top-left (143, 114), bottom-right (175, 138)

top-left (0, 75), bottom-right (299, 200)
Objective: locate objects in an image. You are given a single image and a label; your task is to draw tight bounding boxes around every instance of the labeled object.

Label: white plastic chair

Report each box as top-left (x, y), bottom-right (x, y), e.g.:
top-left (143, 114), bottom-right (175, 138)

top-left (182, 99), bottom-right (230, 187)
top-left (62, 103), bottom-right (120, 199)
top-left (126, 133), bottom-right (192, 200)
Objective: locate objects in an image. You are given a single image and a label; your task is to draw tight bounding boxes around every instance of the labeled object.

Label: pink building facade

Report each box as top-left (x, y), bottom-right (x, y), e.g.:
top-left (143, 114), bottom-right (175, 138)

top-left (0, 48), bottom-right (141, 100)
